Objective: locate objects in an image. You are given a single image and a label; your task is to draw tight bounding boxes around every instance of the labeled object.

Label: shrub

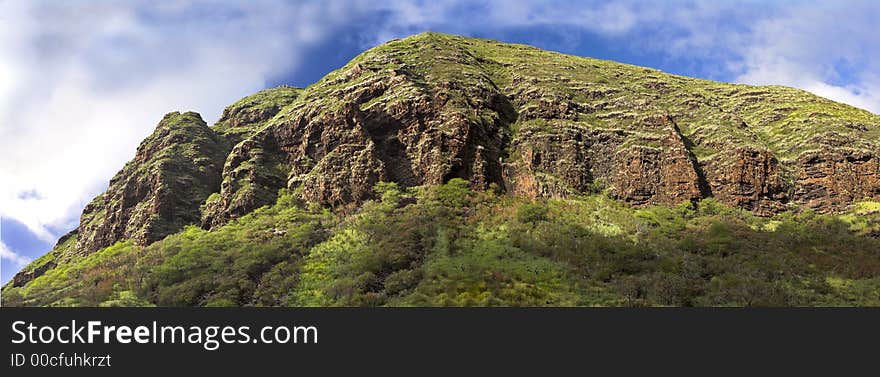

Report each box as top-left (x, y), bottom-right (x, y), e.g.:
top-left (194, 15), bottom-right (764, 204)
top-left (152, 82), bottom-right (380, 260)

top-left (516, 203), bottom-right (549, 224)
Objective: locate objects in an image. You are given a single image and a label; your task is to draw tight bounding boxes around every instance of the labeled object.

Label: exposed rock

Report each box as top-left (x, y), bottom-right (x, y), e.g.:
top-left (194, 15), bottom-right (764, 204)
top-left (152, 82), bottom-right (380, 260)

top-left (792, 148), bottom-right (880, 212)
top-left (704, 148), bottom-right (790, 216)
top-left (76, 112), bottom-right (229, 254)
top-left (22, 31), bottom-right (880, 262)
top-left (201, 130), bottom-right (286, 228)
top-left (204, 43), bottom-right (515, 226)
top-left (11, 32), bottom-right (880, 305)
top-left (611, 117), bottom-right (704, 206)
top-left (11, 260), bottom-right (55, 288)
top-left (197, 33), bottom-right (880, 225)
top-left (9, 227), bottom-right (78, 287)
top-left (505, 126), bottom-right (620, 199)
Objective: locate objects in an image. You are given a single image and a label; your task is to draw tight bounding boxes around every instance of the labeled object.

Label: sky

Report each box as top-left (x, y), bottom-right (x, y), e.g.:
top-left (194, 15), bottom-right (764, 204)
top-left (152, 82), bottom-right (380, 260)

top-left (1, 0), bottom-right (879, 284)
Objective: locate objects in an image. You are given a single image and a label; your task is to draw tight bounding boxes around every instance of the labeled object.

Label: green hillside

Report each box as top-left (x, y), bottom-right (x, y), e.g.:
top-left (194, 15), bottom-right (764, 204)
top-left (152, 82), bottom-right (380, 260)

top-left (4, 181), bottom-right (880, 307)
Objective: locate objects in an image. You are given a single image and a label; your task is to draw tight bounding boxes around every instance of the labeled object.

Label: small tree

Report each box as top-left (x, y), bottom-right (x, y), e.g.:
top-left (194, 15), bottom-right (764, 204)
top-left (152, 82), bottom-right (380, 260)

top-left (436, 178), bottom-right (470, 208)
top-left (374, 181), bottom-right (402, 211)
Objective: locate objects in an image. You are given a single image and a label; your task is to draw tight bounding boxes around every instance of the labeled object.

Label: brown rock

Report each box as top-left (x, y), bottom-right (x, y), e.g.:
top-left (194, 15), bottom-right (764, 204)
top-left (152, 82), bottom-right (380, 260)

top-left (76, 112), bottom-right (228, 254)
top-left (705, 148), bottom-right (790, 216)
top-left (611, 118), bottom-right (703, 206)
top-left (792, 148), bottom-right (880, 212)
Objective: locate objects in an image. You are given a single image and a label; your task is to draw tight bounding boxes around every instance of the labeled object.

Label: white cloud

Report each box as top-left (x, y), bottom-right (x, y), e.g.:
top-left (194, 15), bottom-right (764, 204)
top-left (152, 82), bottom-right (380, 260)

top-left (361, 0), bottom-right (657, 45)
top-left (0, 1), bottom-right (356, 242)
top-left (802, 81), bottom-right (880, 114)
top-left (0, 241), bottom-right (31, 269)
top-left (730, 1), bottom-right (880, 113)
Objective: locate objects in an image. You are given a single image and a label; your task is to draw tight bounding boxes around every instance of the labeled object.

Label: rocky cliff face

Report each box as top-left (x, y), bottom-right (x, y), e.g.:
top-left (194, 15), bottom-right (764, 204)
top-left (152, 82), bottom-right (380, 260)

top-left (11, 32), bottom-right (880, 287)
top-left (793, 148), bottom-right (880, 211)
top-left (75, 112), bottom-right (229, 255)
top-left (703, 148), bottom-right (789, 215)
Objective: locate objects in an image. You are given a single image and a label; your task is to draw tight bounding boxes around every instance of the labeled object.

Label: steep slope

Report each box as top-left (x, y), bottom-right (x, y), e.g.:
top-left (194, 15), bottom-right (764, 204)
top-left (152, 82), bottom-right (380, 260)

top-left (5, 33), bottom-right (880, 303)
top-left (200, 86), bottom-right (304, 227)
top-left (9, 88), bottom-right (303, 288)
top-left (75, 112), bottom-right (230, 254)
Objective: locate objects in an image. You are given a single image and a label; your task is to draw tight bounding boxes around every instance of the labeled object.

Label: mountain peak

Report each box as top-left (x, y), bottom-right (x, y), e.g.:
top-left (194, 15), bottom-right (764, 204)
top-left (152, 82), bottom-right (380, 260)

top-left (76, 110), bottom-right (228, 255)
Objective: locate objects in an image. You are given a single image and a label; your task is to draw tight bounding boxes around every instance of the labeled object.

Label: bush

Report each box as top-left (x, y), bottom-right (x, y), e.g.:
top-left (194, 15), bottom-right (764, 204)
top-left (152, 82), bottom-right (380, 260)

top-left (516, 203), bottom-right (549, 224)
top-left (435, 178), bottom-right (470, 207)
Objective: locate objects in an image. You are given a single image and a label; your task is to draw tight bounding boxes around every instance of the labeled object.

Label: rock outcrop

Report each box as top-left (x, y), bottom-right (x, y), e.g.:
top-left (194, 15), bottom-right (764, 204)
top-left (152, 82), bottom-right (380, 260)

top-left (703, 148), bottom-right (790, 216)
top-left (609, 117), bottom-right (705, 206)
top-left (793, 148), bottom-right (880, 212)
top-left (76, 112), bottom-right (229, 254)
top-left (10, 260), bottom-right (56, 288)
top-left (205, 44), bottom-right (515, 223)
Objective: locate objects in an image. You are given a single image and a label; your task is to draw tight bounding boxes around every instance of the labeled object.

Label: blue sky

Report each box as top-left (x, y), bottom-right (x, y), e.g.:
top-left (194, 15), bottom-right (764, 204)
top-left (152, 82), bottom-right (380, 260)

top-left (2, 0), bottom-right (879, 284)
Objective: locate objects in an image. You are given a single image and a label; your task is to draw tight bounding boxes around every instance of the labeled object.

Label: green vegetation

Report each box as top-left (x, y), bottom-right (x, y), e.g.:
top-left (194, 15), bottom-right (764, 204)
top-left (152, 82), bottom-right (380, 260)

top-left (212, 85), bottom-right (303, 141)
top-left (5, 181), bottom-right (880, 307)
top-left (839, 200), bottom-right (880, 237)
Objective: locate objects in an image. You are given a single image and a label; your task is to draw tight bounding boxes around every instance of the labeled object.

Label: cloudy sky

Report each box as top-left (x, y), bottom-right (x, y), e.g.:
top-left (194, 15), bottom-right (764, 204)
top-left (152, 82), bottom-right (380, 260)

top-left (1, 0), bottom-right (879, 283)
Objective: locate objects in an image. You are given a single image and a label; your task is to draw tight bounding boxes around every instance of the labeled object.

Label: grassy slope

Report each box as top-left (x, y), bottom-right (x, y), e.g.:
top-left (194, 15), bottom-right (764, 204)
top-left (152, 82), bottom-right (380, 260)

top-left (320, 33), bottom-right (879, 159)
top-left (212, 85), bottom-right (303, 141)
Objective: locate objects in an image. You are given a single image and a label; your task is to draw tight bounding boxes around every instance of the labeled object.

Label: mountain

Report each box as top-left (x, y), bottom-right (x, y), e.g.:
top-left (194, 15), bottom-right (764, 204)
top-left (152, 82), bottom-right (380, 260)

top-left (4, 33), bottom-right (880, 307)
